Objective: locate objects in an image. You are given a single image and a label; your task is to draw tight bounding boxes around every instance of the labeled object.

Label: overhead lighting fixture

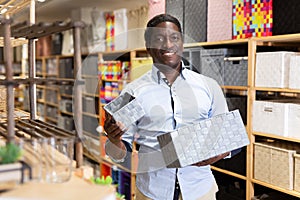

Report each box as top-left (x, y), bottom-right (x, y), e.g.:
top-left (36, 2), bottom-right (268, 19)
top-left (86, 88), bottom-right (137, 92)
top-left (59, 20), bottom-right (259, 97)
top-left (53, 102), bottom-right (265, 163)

top-left (37, 0), bottom-right (46, 2)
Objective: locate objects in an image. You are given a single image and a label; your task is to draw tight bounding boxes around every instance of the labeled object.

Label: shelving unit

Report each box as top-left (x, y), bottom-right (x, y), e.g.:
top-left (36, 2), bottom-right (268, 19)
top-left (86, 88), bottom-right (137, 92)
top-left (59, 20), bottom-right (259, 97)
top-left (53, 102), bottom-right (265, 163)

top-left (182, 35), bottom-right (300, 200)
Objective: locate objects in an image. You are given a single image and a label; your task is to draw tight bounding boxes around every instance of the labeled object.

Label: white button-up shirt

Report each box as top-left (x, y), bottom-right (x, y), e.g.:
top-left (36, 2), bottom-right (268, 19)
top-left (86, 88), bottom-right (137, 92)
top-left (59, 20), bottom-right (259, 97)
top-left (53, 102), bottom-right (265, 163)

top-left (107, 62), bottom-right (228, 199)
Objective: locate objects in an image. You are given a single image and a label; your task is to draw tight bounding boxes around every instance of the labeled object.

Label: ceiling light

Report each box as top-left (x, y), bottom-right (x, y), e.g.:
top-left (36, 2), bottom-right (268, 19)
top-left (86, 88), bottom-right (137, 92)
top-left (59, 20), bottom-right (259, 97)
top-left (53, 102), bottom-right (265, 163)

top-left (0, 8), bottom-right (7, 14)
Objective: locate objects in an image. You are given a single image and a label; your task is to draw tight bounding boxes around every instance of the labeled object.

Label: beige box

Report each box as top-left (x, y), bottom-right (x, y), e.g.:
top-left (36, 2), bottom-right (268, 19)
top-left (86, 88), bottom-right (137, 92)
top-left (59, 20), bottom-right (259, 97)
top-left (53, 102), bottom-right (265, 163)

top-left (254, 142), bottom-right (298, 190)
top-left (255, 51), bottom-right (296, 88)
top-left (294, 154), bottom-right (300, 192)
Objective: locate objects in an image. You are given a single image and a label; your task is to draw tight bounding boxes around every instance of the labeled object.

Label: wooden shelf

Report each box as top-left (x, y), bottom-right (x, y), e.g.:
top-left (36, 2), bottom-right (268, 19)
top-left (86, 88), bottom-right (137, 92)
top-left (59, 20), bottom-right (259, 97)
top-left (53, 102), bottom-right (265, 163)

top-left (252, 179), bottom-right (300, 198)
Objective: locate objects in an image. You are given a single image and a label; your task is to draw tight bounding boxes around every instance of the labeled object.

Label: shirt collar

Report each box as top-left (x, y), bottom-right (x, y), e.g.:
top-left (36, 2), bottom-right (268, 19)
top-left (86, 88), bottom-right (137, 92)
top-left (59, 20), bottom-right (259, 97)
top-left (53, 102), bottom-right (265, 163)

top-left (151, 61), bottom-right (187, 84)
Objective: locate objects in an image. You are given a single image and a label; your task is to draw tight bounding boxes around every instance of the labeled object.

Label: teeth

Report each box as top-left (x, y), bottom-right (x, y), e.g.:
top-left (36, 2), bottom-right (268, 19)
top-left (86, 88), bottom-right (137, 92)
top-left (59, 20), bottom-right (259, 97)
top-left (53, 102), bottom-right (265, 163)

top-left (164, 52), bottom-right (175, 56)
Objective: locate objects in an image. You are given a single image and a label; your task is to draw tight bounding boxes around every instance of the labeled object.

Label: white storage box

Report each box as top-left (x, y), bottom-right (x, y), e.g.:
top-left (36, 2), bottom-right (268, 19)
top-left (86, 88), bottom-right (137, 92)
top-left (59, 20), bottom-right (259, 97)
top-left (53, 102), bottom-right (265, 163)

top-left (254, 142), bottom-right (299, 190)
top-left (294, 154), bottom-right (300, 192)
top-left (158, 110), bottom-right (249, 168)
top-left (289, 54), bottom-right (300, 90)
top-left (252, 100), bottom-right (300, 139)
top-left (255, 51), bottom-right (296, 88)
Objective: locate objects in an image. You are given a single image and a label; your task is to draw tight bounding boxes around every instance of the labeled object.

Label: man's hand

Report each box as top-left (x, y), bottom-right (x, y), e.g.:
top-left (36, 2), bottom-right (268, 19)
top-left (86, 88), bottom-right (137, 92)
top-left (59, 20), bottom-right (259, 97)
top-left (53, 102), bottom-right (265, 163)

top-left (192, 152), bottom-right (230, 167)
top-left (103, 111), bottom-right (126, 145)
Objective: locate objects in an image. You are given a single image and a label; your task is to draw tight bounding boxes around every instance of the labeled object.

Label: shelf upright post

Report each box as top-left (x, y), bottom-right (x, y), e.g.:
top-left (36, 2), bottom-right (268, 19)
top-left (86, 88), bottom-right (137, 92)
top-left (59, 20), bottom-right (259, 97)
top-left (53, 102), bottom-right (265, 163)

top-left (73, 21), bottom-right (85, 167)
top-left (246, 38), bottom-right (257, 200)
top-left (3, 17), bottom-right (15, 143)
top-left (28, 0), bottom-right (37, 120)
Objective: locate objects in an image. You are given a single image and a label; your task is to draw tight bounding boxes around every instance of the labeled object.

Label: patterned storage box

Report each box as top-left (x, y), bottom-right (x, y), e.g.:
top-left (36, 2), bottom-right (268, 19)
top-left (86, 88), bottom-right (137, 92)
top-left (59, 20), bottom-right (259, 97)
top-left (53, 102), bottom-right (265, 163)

top-left (184, 0), bottom-right (207, 43)
top-left (254, 142), bottom-right (299, 190)
top-left (255, 51), bottom-right (296, 88)
top-left (200, 48), bottom-right (246, 86)
top-left (148, 0), bottom-right (165, 20)
top-left (224, 57), bottom-right (248, 86)
top-left (295, 154), bottom-right (300, 192)
top-left (233, 0), bottom-right (272, 39)
top-left (207, 0), bottom-right (232, 42)
top-left (158, 110), bottom-right (249, 168)
top-left (165, 0), bottom-right (184, 37)
top-left (99, 61), bottom-right (122, 80)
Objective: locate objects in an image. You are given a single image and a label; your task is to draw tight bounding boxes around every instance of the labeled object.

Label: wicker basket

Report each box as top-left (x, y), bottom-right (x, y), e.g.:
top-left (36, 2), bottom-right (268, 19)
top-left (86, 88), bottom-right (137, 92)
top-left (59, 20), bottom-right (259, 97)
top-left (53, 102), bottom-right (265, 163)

top-left (254, 142), bottom-right (299, 190)
top-left (0, 86), bottom-right (6, 112)
top-left (294, 154), bottom-right (300, 192)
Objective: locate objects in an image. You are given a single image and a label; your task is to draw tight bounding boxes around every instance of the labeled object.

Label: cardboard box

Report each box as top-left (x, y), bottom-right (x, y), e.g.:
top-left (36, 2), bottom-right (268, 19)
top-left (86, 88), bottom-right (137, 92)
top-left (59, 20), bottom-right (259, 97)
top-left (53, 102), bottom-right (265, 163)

top-left (157, 110), bottom-right (249, 168)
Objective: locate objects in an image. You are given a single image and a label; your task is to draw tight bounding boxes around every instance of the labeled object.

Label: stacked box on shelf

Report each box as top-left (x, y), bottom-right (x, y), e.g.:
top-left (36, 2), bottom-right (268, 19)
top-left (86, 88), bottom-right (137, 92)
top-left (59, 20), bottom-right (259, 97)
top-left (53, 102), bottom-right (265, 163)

top-left (294, 154), bottom-right (300, 192)
top-left (60, 85), bottom-right (73, 96)
top-left (82, 55), bottom-right (98, 76)
top-left (184, 0), bottom-right (207, 43)
top-left (200, 48), bottom-right (246, 86)
top-left (59, 57), bottom-right (74, 78)
top-left (207, 0), bottom-right (232, 42)
top-left (59, 99), bottom-right (73, 113)
top-left (37, 103), bottom-right (45, 117)
top-left (130, 57), bottom-right (152, 81)
top-left (100, 82), bottom-right (121, 104)
top-left (165, 0), bottom-right (184, 38)
top-left (252, 100), bottom-right (300, 139)
top-left (99, 61), bottom-right (122, 80)
top-left (46, 58), bottom-right (57, 76)
top-left (233, 0), bottom-right (300, 39)
top-left (46, 106), bottom-right (58, 119)
top-left (254, 141), bottom-right (300, 190)
top-left (83, 96), bottom-right (98, 114)
top-left (182, 47), bottom-right (201, 72)
top-left (84, 78), bottom-right (99, 95)
top-left (233, 0), bottom-right (272, 39)
top-left (105, 12), bottom-right (115, 51)
top-left (58, 115), bottom-right (75, 131)
top-left (226, 95), bottom-right (247, 124)
top-left (45, 89), bottom-right (58, 104)
top-left (255, 51), bottom-right (297, 88)
top-left (83, 115), bottom-right (99, 135)
top-left (224, 57), bottom-right (248, 86)
top-left (289, 54), bottom-right (300, 90)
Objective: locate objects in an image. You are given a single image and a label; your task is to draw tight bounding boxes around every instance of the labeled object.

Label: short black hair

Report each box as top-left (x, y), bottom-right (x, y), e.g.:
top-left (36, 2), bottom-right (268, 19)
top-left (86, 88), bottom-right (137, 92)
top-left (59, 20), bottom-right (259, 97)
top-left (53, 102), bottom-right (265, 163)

top-left (144, 14), bottom-right (182, 45)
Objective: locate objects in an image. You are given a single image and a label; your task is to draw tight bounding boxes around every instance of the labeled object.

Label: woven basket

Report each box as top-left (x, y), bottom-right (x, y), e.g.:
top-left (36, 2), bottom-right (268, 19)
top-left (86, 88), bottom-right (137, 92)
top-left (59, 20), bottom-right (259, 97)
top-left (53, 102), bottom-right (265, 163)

top-left (0, 86), bottom-right (6, 112)
top-left (254, 142), bottom-right (299, 190)
top-left (294, 154), bottom-right (300, 192)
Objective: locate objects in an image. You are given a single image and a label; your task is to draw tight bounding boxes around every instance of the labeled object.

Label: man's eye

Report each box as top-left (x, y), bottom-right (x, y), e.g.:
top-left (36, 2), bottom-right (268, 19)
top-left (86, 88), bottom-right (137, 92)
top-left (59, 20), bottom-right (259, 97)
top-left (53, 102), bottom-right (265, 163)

top-left (154, 36), bottom-right (164, 43)
top-left (171, 35), bottom-right (180, 42)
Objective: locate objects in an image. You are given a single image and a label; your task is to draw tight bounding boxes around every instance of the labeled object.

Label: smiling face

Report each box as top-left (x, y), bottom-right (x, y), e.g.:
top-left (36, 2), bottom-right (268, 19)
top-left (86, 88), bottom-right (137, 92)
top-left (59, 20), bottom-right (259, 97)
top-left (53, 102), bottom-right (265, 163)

top-left (146, 21), bottom-right (184, 71)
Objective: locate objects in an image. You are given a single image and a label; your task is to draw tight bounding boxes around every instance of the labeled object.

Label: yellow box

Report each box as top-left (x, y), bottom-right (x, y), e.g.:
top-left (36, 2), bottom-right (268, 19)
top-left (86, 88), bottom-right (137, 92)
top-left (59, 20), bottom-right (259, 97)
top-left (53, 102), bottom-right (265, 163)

top-left (130, 57), bottom-right (152, 81)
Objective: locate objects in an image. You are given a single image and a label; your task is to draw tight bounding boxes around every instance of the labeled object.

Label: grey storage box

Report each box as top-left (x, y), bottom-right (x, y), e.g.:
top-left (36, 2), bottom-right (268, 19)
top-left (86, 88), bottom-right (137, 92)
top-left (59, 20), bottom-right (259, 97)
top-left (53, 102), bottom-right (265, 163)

top-left (224, 57), bottom-right (248, 86)
top-left (200, 48), bottom-right (246, 85)
top-left (60, 99), bottom-right (73, 113)
top-left (84, 77), bottom-right (99, 95)
top-left (226, 95), bottom-right (247, 124)
top-left (60, 85), bottom-right (73, 96)
top-left (158, 110), bottom-right (249, 168)
top-left (82, 55), bottom-right (98, 76)
top-left (184, 0), bottom-right (207, 42)
top-left (46, 106), bottom-right (58, 119)
top-left (58, 115), bottom-right (75, 131)
top-left (59, 58), bottom-right (74, 78)
top-left (45, 89), bottom-right (58, 104)
top-left (83, 96), bottom-right (97, 114)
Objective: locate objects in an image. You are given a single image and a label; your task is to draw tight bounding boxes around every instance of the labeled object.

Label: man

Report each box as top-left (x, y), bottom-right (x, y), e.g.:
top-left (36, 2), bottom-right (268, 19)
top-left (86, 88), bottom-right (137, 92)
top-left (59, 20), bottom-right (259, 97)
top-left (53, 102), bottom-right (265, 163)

top-left (104, 14), bottom-right (230, 200)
